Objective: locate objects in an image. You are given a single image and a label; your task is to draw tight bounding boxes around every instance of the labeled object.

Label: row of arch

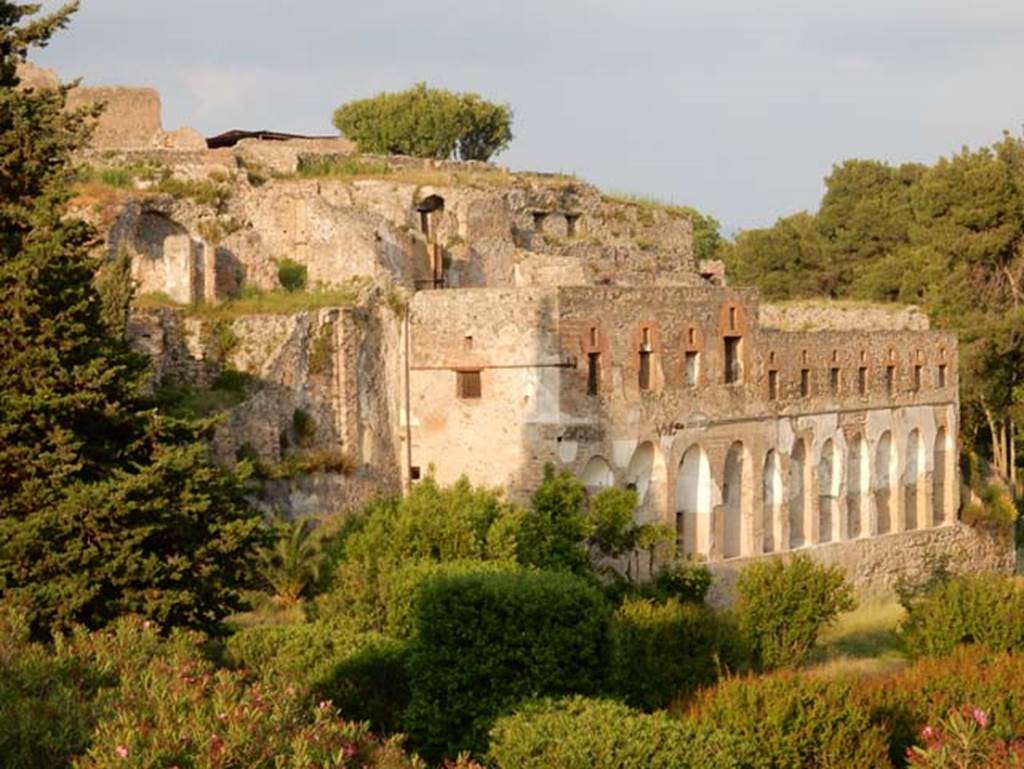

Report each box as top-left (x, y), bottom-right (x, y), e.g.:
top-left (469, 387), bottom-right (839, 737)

top-left (581, 426), bottom-right (955, 560)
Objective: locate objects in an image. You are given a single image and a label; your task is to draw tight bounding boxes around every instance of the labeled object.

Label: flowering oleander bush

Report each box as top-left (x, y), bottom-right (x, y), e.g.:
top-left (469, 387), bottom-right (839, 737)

top-left (907, 706), bottom-right (1024, 769)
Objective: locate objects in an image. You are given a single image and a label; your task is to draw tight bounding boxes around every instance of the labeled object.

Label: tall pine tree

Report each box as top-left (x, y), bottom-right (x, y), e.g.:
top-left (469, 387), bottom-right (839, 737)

top-left (0, 2), bottom-right (266, 637)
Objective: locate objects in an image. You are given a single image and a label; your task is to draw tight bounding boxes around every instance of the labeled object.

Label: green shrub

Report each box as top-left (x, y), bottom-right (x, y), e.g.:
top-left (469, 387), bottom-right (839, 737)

top-left (640, 560), bottom-right (714, 604)
top-left (277, 258), bottom-right (308, 292)
top-left (224, 617), bottom-right (374, 686)
top-left (687, 671), bottom-right (893, 768)
top-left (734, 554), bottom-right (855, 669)
top-left (404, 567), bottom-right (610, 760)
top-left (901, 574), bottom-right (1024, 657)
top-left (0, 606), bottom-right (104, 769)
top-left (332, 82), bottom-right (513, 161)
top-left (513, 465), bottom-right (591, 574)
top-left (314, 477), bottom-right (519, 631)
top-left (224, 618), bottom-right (409, 734)
top-left (608, 598), bottom-right (746, 710)
top-left (292, 407), bottom-right (318, 446)
top-left (379, 558), bottom-right (511, 639)
top-left (487, 696), bottom-right (747, 769)
top-left (316, 637), bottom-right (411, 735)
top-left (961, 482), bottom-right (1019, 529)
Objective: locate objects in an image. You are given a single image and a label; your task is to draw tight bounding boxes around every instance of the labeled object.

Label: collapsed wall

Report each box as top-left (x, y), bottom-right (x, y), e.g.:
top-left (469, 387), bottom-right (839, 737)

top-left (130, 296), bottom-right (406, 516)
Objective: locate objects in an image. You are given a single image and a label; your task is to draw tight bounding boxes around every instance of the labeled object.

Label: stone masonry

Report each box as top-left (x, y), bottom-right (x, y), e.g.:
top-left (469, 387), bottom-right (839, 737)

top-left (63, 72), bottom-right (1013, 592)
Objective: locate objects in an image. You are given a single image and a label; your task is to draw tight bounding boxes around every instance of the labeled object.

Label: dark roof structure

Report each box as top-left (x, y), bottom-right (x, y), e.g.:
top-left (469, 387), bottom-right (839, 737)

top-left (206, 129), bottom-right (339, 149)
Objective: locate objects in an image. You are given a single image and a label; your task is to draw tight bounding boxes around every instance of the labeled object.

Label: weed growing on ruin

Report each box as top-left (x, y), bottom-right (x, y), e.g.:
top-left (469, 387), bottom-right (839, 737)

top-left (277, 258), bottom-right (308, 292)
top-left (308, 324), bottom-right (334, 375)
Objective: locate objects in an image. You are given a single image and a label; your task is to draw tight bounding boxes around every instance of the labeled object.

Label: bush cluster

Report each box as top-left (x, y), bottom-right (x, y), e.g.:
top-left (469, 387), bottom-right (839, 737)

top-left (900, 574), bottom-right (1024, 657)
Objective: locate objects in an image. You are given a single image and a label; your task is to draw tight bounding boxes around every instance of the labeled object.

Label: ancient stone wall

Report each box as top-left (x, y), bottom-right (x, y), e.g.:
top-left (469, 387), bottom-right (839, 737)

top-left (706, 522), bottom-right (1015, 604)
top-left (129, 300), bottom-right (404, 515)
top-left (761, 300), bottom-right (931, 332)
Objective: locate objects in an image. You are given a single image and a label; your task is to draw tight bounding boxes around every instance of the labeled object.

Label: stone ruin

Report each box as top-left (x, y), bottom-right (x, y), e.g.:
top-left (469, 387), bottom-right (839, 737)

top-left (48, 65), bottom-right (1012, 597)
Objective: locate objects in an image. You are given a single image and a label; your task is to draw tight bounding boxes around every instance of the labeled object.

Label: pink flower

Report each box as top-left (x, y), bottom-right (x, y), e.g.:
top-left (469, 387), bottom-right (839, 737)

top-left (921, 725), bottom-right (937, 741)
top-left (318, 699), bottom-right (331, 710)
top-left (115, 745), bottom-right (129, 758)
top-left (343, 743), bottom-right (358, 758)
top-left (972, 708), bottom-right (989, 728)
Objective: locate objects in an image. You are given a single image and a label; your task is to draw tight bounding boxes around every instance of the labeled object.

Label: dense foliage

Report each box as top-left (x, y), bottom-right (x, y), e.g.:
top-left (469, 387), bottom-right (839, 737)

top-left (734, 555), bottom-right (856, 669)
top-left (723, 138), bottom-right (1024, 484)
top-left (901, 574), bottom-right (1024, 657)
top-left (333, 83), bottom-right (513, 162)
top-left (607, 598), bottom-right (745, 710)
top-left (487, 696), bottom-right (743, 769)
top-left (0, 1), bottom-right (265, 638)
top-left (404, 567), bottom-right (610, 760)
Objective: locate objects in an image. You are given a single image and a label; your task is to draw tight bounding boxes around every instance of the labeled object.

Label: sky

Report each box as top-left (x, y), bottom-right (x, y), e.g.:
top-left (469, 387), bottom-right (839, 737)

top-left (33, 0), bottom-right (1024, 233)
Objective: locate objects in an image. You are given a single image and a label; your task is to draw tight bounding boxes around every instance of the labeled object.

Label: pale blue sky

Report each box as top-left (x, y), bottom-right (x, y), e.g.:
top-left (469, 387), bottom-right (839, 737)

top-left (35, 0), bottom-right (1024, 232)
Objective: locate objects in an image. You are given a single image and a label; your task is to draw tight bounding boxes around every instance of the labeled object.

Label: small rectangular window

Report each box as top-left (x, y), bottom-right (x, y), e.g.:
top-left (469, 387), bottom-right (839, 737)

top-left (724, 337), bottom-right (742, 384)
top-left (685, 351), bottom-right (699, 387)
top-left (410, 466), bottom-right (422, 480)
top-left (858, 366), bottom-right (868, 395)
top-left (589, 326), bottom-right (598, 347)
top-left (885, 365), bottom-right (895, 396)
top-left (587, 352), bottom-right (600, 396)
top-left (938, 364), bottom-right (947, 388)
top-left (829, 367), bottom-right (840, 394)
top-left (456, 370), bottom-right (482, 399)
top-left (913, 365), bottom-right (922, 392)
top-left (800, 368), bottom-right (810, 397)
top-left (638, 350), bottom-right (652, 391)
top-left (768, 369), bottom-right (779, 401)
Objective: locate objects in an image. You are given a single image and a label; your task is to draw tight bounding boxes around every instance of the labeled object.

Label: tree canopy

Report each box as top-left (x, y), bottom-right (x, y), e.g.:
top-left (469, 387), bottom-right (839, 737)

top-left (722, 133), bottom-right (1024, 484)
top-left (0, 1), bottom-right (265, 637)
top-left (333, 83), bottom-right (513, 162)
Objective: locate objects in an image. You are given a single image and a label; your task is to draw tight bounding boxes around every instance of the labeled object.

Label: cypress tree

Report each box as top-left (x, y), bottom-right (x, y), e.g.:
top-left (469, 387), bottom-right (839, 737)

top-left (0, 2), bottom-right (266, 637)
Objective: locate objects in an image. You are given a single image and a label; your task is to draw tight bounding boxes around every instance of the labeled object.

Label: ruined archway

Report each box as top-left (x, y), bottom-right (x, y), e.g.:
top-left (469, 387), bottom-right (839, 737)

top-left (846, 434), bottom-right (869, 538)
top-left (789, 439), bottom-right (807, 548)
top-left (676, 444), bottom-right (711, 557)
top-left (762, 450), bottom-right (782, 553)
top-left (625, 441), bottom-right (666, 523)
top-left (580, 456), bottom-right (614, 493)
top-left (131, 211), bottom-right (196, 304)
top-left (933, 427), bottom-right (951, 525)
top-left (722, 442), bottom-right (750, 559)
top-left (817, 439), bottom-right (840, 543)
top-left (904, 429), bottom-right (925, 530)
top-left (875, 431), bottom-right (896, 534)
